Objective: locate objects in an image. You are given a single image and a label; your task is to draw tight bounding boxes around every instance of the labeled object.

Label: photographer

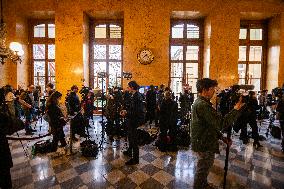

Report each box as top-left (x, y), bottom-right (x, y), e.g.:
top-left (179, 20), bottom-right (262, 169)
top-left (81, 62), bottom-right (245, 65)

top-left (276, 93), bottom-right (284, 152)
top-left (159, 90), bottom-right (178, 151)
top-left (19, 85), bottom-right (36, 135)
top-left (191, 79), bottom-right (244, 189)
top-left (146, 85), bottom-right (157, 125)
top-left (120, 81), bottom-right (144, 165)
top-left (46, 83), bottom-right (55, 96)
top-left (4, 85), bottom-right (16, 116)
top-left (67, 85), bottom-right (86, 141)
top-left (46, 91), bottom-right (67, 151)
top-left (179, 86), bottom-right (194, 124)
top-left (237, 91), bottom-right (262, 147)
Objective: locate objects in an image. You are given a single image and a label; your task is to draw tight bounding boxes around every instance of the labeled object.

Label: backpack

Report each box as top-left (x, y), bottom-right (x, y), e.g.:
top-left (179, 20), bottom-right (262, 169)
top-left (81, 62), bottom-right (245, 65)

top-left (270, 125), bottom-right (282, 139)
top-left (80, 140), bottom-right (98, 157)
top-left (32, 140), bottom-right (53, 154)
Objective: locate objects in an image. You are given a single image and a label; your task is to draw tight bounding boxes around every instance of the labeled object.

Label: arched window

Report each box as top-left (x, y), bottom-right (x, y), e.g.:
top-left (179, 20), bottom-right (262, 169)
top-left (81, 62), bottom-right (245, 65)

top-left (238, 21), bottom-right (267, 91)
top-left (30, 21), bottom-right (55, 89)
top-left (90, 21), bottom-right (123, 90)
top-left (170, 20), bottom-right (203, 95)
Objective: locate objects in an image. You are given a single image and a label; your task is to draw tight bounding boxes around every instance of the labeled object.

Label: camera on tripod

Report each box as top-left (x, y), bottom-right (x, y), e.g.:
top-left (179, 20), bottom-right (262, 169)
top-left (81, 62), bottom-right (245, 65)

top-left (79, 86), bottom-right (92, 100)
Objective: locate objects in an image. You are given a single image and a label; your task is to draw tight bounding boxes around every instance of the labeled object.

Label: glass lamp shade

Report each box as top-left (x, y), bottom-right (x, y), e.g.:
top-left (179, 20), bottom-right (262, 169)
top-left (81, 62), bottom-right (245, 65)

top-left (9, 42), bottom-right (24, 55)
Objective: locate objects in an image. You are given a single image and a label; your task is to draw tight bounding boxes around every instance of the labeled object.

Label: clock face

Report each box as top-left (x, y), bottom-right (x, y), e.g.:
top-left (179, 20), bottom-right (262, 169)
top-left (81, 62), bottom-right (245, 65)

top-left (137, 48), bottom-right (154, 65)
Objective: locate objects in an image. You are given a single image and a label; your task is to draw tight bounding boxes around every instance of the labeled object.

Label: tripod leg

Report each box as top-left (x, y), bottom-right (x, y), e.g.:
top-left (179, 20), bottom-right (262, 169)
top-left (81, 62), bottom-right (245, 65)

top-left (16, 132), bottom-right (29, 158)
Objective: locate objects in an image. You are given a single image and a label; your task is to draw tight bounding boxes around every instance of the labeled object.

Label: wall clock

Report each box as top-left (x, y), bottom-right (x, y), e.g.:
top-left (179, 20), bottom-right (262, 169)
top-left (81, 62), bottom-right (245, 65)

top-left (137, 48), bottom-right (154, 65)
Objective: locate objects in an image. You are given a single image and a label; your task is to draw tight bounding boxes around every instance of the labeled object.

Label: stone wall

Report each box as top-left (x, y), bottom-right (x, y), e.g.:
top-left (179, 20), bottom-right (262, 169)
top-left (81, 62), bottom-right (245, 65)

top-left (1, 0), bottom-right (284, 92)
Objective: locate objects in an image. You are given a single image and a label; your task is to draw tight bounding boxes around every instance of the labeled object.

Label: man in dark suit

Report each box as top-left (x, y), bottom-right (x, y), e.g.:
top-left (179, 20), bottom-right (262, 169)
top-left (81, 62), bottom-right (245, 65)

top-left (121, 81), bottom-right (144, 165)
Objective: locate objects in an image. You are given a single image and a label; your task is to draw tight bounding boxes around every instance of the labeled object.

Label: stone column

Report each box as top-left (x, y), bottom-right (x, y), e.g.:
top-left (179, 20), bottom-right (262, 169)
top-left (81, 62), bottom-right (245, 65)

top-left (205, 7), bottom-right (240, 89)
top-left (55, 0), bottom-right (84, 94)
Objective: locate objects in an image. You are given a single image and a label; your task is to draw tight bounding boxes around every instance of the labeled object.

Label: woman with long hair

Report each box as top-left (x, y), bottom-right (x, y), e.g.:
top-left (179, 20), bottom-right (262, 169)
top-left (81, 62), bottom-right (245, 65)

top-left (46, 91), bottom-right (67, 152)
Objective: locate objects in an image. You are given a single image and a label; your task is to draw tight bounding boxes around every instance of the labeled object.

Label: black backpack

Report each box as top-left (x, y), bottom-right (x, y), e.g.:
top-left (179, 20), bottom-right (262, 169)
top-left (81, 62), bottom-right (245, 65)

top-left (80, 140), bottom-right (98, 157)
top-left (270, 125), bottom-right (282, 139)
top-left (32, 140), bottom-right (53, 154)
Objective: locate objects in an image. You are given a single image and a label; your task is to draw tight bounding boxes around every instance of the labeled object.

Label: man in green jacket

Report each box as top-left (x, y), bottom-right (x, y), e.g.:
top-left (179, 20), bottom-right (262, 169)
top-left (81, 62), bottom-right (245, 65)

top-left (191, 78), bottom-right (244, 189)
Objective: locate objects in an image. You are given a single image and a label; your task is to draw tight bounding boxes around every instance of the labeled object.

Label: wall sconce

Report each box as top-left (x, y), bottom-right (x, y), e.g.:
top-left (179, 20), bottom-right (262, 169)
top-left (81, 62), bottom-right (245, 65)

top-left (0, 0), bottom-right (24, 65)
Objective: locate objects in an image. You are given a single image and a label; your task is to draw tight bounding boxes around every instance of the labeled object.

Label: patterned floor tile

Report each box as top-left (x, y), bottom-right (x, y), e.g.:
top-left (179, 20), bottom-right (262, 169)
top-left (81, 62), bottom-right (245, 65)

top-left (104, 169), bottom-right (126, 185)
top-left (7, 117), bottom-right (284, 189)
top-left (128, 170), bottom-right (150, 185)
top-left (139, 177), bottom-right (165, 189)
top-left (152, 170), bottom-right (174, 186)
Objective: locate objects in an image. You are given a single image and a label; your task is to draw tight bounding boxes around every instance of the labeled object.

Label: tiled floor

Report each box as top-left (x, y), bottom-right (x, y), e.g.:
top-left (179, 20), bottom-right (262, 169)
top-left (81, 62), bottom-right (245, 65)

top-left (8, 117), bottom-right (284, 189)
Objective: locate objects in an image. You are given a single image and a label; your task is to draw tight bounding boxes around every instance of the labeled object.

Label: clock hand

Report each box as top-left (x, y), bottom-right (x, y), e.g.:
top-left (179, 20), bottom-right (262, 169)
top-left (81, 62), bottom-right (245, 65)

top-left (143, 54), bottom-right (148, 58)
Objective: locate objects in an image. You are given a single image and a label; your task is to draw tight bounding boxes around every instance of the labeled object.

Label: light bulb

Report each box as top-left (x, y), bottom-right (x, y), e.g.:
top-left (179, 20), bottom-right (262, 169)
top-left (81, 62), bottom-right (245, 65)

top-left (9, 42), bottom-right (23, 55)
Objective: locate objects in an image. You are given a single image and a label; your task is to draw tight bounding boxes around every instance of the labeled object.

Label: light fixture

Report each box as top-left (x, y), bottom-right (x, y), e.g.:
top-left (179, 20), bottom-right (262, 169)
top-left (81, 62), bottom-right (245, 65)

top-left (0, 0), bottom-right (23, 65)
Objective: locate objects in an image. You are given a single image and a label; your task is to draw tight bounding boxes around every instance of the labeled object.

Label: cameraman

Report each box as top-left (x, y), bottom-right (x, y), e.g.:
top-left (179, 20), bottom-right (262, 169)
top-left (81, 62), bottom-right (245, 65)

top-left (179, 86), bottom-right (194, 124)
top-left (146, 85), bottom-right (157, 125)
top-left (191, 78), bottom-right (244, 189)
top-left (236, 91), bottom-right (262, 148)
top-left (276, 93), bottom-right (284, 152)
top-left (68, 85), bottom-right (86, 141)
top-left (120, 81), bottom-right (144, 165)
top-left (19, 85), bottom-right (36, 135)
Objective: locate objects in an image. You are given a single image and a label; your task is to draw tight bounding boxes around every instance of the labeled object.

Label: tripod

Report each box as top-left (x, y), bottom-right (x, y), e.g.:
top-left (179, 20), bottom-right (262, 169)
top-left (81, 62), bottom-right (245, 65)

top-left (97, 72), bottom-right (108, 149)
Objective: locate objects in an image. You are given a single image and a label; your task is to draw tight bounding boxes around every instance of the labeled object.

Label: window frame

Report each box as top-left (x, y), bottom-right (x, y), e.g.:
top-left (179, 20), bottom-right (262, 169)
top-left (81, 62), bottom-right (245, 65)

top-left (238, 20), bottom-right (267, 91)
top-left (169, 19), bottom-right (204, 94)
top-left (89, 19), bottom-right (124, 89)
top-left (29, 19), bottom-right (55, 88)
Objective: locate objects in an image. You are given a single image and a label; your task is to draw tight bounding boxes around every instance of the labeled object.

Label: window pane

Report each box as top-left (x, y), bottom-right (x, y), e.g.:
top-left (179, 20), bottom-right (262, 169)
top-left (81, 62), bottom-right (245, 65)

top-left (95, 24), bottom-right (106, 38)
top-left (109, 62), bottom-right (122, 87)
top-left (94, 61), bottom-right (107, 74)
top-left (110, 24), bottom-right (121, 38)
top-left (249, 46), bottom-right (262, 61)
top-left (170, 77), bottom-right (183, 96)
top-left (172, 24), bottom-right (184, 38)
top-left (48, 77), bottom-right (55, 86)
top-left (94, 45), bottom-right (106, 59)
top-left (239, 46), bottom-right (246, 61)
top-left (171, 46), bottom-right (183, 60)
top-left (187, 24), bottom-right (199, 38)
top-left (34, 24), bottom-right (45, 37)
top-left (48, 45), bottom-right (55, 59)
top-left (48, 62), bottom-right (55, 77)
top-left (94, 62), bottom-right (107, 88)
top-left (248, 64), bottom-right (261, 78)
top-left (249, 79), bottom-right (260, 91)
top-left (187, 78), bottom-right (197, 93)
top-left (34, 61), bottom-right (45, 77)
top-left (48, 24), bottom-right (55, 38)
top-left (34, 77), bottom-right (45, 89)
top-left (186, 63), bottom-right (198, 78)
top-left (238, 64), bottom-right (246, 79)
top-left (186, 46), bottom-right (199, 60)
top-left (250, 29), bottom-right (262, 40)
top-left (171, 63), bottom-right (183, 77)
top-left (33, 44), bottom-right (45, 59)
top-left (239, 29), bottom-right (247, 39)
top-left (238, 78), bottom-right (246, 85)
top-left (109, 45), bottom-right (121, 60)
top-left (95, 78), bottom-right (107, 91)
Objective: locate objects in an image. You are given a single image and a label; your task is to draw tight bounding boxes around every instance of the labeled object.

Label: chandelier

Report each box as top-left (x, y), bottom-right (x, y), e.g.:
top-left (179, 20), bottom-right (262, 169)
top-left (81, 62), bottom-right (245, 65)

top-left (0, 0), bottom-right (24, 65)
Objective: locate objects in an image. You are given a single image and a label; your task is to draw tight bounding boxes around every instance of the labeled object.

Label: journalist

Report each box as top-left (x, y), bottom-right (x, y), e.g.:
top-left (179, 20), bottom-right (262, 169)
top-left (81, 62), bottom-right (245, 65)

top-left (46, 91), bottom-right (67, 151)
top-left (276, 94), bottom-right (284, 152)
top-left (191, 78), bottom-right (244, 189)
top-left (120, 81), bottom-right (144, 165)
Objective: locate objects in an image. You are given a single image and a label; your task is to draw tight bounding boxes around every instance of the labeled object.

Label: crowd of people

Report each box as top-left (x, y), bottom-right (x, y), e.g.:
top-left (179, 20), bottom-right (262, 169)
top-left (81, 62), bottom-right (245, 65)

top-left (1, 79), bottom-right (284, 189)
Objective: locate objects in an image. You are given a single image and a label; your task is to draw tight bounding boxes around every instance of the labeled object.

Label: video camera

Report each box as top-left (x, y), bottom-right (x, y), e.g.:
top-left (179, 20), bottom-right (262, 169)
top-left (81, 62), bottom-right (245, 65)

top-left (217, 84), bottom-right (253, 114)
top-left (79, 86), bottom-right (92, 100)
top-left (272, 87), bottom-right (284, 98)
